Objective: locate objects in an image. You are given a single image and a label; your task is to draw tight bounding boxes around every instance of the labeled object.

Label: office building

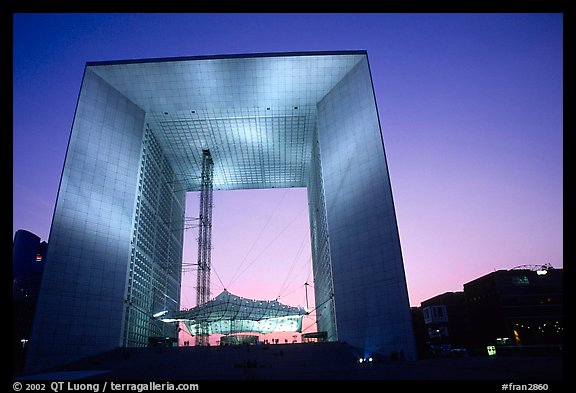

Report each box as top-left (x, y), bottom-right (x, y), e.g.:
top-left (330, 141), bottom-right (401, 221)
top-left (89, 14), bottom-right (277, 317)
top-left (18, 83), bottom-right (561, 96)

top-left (13, 230), bottom-right (47, 373)
top-left (464, 266), bottom-right (563, 348)
top-left (26, 51), bottom-right (416, 372)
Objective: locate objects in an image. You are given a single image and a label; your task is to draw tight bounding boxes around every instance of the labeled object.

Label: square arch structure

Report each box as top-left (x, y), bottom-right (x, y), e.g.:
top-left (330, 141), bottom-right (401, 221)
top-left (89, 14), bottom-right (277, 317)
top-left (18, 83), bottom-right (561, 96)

top-left (26, 51), bottom-right (416, 372)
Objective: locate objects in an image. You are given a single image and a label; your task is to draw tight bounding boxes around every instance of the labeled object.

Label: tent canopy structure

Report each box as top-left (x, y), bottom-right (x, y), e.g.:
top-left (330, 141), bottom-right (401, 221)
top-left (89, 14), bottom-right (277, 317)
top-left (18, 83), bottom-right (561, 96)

top-left (159, 290), bottom-right (307, 336)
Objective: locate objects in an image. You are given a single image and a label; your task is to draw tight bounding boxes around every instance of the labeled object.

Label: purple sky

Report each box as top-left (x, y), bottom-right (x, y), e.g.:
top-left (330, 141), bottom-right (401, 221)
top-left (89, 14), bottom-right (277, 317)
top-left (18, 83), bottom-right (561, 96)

top-left (13, 14), bottom-right (563, 318)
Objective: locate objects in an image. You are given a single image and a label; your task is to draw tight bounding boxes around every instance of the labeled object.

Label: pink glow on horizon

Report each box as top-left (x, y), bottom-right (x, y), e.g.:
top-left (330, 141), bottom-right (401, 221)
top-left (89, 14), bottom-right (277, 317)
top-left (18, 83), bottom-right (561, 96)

top-left (179, 188), bottom-right (317, 345)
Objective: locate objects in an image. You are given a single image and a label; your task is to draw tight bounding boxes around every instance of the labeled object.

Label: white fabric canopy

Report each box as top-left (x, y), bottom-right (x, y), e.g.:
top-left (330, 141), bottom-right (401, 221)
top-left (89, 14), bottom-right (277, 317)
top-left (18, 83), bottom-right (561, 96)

top-left (160, 290), bottom-right (307, 335)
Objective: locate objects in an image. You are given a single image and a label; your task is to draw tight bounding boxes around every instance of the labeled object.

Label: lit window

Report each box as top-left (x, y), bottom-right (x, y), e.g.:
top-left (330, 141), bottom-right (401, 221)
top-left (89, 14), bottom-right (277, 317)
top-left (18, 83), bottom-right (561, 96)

top-left (512, 276), bottom-right (529, 285)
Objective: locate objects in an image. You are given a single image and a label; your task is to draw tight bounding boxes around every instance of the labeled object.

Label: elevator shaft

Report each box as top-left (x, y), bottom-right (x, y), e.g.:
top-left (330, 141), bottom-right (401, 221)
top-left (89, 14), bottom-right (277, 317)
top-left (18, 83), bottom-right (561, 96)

top-left (195, 149), bottom-right (213, 346)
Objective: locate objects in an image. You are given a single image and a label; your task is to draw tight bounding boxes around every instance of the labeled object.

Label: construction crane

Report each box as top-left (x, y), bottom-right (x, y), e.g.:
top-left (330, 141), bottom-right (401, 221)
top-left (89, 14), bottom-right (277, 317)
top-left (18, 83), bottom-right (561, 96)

top-left (195, 149), bottom-right (214, 346)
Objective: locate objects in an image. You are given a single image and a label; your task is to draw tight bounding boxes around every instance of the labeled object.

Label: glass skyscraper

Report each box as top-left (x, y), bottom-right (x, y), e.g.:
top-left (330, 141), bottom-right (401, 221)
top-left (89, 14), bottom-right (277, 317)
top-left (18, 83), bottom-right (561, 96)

top-left (26, 51), bottom-right (416, 372)
top-left (13, 230), bottom-right (47, 373)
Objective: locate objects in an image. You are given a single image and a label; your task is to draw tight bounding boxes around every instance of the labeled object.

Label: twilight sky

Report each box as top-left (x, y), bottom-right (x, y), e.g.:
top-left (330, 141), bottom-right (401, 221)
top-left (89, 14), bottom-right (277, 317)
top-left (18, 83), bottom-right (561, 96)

top-left (12, 13), bottom-right (563, 323)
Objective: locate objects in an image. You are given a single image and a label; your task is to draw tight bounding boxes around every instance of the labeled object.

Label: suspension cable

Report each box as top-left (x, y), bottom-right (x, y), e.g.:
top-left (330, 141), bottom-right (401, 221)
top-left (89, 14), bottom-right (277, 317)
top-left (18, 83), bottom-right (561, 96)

top-left (211, 263), bottom-right (227, 292)
top-left (227, 205), bottom-right (307, 289)
top-left (226, 188), bottom-right (290, 288)
top-left (276, 230), bottom-right (309, 299)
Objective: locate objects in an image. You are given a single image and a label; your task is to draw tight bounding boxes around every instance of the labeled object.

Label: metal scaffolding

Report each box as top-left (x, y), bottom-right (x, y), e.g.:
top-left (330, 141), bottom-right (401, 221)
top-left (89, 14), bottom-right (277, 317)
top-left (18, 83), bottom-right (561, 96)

top-left (195, 149), bottom-right (214, 346)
